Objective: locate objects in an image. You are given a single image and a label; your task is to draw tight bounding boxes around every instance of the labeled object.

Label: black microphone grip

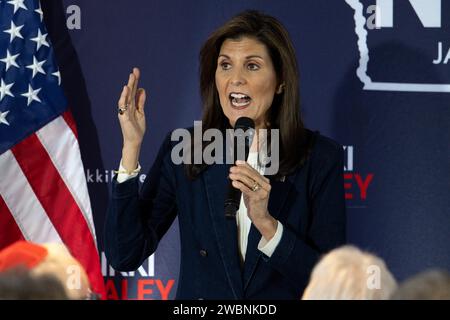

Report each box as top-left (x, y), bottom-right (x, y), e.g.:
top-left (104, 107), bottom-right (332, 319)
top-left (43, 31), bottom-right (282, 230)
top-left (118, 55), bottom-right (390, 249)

top-left (224, 117), bottom-right (255, 219)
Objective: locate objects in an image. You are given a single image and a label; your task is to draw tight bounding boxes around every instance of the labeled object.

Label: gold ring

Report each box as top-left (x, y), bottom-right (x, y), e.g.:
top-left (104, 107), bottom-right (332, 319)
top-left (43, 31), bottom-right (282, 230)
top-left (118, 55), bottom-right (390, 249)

top-left (251, 181), bottom-right (261, 192)
top-left (118, 104), bottom-right (128, 115)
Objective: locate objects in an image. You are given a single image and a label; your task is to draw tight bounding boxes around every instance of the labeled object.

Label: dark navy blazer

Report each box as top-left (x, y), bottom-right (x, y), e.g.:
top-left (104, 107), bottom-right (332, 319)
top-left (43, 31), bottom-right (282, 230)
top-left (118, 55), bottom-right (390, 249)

top-left (104, 129), bottom-right (346, 299)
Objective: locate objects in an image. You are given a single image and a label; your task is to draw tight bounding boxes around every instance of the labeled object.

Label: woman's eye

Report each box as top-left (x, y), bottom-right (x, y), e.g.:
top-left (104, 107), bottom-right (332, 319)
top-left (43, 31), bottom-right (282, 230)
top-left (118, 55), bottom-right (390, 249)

top-left (220, 62), bottom-right (231, 70)
top-left (247, 63), bottom-right (260, 71)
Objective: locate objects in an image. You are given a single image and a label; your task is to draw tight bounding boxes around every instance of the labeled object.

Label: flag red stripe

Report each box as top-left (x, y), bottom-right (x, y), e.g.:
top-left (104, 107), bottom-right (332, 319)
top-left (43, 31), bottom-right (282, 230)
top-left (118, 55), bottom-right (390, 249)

top-left (11, 134), bottom-right (105, 296)
top-left (62, 109), bottom-right (78, 139)
top-left (0, 195), bottom-right (25, 250)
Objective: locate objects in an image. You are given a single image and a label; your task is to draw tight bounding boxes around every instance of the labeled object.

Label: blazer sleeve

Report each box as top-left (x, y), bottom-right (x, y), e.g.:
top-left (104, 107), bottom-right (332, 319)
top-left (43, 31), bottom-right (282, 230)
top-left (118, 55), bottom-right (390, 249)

top-left (262, 138), bottom-right (346, 291)
top-left (104, 134), bottom-right (177, 271)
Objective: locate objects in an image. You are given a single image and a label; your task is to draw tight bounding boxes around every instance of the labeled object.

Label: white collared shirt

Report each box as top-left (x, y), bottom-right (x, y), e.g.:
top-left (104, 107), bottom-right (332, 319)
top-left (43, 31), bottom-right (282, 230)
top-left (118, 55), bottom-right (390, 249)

top-left (237, 151), bottom-right (283, 261)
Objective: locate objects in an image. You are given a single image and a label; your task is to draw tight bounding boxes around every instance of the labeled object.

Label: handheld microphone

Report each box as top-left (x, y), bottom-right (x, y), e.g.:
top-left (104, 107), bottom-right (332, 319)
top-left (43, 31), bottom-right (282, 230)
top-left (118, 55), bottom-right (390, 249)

top-left (224, 117), bottom-right (255, 219)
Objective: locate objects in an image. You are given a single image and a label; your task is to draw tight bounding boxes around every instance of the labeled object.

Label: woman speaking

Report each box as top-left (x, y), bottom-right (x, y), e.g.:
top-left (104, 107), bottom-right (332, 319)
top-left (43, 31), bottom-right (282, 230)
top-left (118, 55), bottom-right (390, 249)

top-left (104, 10), bottom-right (346, 299)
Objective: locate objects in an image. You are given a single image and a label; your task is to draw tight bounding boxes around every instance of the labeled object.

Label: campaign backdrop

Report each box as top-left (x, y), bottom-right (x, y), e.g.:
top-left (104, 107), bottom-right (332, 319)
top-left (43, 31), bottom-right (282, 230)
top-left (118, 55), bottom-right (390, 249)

top-left (42, 0), bottom-right (450, 299)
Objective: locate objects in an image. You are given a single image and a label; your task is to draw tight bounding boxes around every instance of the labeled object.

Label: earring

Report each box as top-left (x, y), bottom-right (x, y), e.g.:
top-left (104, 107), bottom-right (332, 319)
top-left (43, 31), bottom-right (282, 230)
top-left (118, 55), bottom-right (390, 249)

top-left (277, 83), bottom-right (285, 94)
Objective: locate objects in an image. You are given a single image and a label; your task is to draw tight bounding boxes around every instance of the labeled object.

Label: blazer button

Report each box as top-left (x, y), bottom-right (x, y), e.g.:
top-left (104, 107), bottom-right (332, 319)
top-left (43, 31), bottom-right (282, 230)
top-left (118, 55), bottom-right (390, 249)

top-left (199, 249), bottom-right (208, 257)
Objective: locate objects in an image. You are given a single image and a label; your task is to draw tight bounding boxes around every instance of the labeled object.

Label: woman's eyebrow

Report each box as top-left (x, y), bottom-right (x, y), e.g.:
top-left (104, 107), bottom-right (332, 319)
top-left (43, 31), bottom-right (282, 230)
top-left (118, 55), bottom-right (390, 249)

top-left (245, 55), bottom-right (264, 60)
top-left (218, 54), bottom-right (264, 60)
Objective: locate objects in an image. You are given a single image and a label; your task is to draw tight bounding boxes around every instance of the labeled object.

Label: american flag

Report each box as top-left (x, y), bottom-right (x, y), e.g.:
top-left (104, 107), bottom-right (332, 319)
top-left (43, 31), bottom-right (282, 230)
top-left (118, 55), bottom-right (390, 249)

top-left (0, 0), bottom-right (105, 297)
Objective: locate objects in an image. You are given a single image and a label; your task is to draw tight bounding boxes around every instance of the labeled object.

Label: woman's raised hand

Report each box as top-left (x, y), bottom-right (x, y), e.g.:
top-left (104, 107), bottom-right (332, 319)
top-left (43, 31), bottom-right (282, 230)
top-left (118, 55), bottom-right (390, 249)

top-left (117, 67), bottom-right (146, 172)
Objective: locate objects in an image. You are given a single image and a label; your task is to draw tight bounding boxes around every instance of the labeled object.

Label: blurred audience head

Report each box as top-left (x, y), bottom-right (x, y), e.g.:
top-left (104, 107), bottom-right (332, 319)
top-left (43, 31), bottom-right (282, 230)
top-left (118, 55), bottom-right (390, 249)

top-left (302, 245), bottom-right (397, 300)
top-left (390, 269), bottom-right (450, 300)
top-left (0, 241), bottom-right (91, 299)
top-left (0, 267), bottom-right (68, 299)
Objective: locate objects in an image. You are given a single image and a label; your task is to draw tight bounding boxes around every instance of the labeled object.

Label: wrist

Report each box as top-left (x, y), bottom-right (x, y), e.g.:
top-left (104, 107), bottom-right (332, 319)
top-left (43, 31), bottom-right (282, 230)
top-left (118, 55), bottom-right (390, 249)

top-left (115, 162), bottom-right (140, 175)
top-left (253, 213), bottom-right (277, 241)
top-left (122, 142), bottom-right (142, 153)
top-left (121, 145), bottom-right (141, 172)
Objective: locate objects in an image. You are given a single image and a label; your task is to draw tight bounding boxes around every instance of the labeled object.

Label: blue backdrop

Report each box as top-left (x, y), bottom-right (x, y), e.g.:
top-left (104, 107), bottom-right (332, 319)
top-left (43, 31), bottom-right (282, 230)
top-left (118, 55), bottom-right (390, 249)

top-left (42, 0), bottom-right (450, 299)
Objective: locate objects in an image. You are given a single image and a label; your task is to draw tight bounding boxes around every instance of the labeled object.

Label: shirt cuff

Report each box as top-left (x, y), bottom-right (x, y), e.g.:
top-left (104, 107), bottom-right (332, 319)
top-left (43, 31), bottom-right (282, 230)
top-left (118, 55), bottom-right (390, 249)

top-left (116, 160), bottom-right (141, 183)
top-left (257, 221), bottom-right (283, 258)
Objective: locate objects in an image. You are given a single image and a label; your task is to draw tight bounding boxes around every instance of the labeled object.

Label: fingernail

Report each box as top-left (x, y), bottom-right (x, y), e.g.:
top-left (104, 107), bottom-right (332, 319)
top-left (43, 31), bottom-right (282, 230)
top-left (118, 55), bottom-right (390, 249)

top-left (236, 160), bottom-right (245, 165)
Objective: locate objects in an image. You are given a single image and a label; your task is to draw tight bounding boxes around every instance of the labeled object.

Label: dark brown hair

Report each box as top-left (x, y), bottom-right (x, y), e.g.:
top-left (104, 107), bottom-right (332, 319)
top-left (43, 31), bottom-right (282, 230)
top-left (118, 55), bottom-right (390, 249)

top-left (186, 10), bottom-right (310, 179)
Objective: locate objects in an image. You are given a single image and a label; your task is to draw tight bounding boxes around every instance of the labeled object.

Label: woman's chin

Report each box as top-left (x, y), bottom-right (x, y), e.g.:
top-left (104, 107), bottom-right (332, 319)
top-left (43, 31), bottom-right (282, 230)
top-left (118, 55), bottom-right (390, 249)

top-left (228, 108), bottom-right (253, 121)
top-left (230, 115), bottom-right (252, 127)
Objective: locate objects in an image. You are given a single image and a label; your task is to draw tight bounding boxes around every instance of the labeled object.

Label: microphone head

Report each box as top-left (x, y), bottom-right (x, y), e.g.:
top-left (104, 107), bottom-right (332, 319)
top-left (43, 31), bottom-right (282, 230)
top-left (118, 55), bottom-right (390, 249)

top-left (233, 117), bottom-right (255, 162)
top-left (234, 117), bottom-right (255, 130)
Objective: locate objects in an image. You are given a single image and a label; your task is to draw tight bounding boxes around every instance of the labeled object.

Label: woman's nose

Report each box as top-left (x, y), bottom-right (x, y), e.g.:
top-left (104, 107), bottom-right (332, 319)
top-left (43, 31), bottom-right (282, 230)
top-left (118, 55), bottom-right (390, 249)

top-left (230, 69), bottom-right (246, 86)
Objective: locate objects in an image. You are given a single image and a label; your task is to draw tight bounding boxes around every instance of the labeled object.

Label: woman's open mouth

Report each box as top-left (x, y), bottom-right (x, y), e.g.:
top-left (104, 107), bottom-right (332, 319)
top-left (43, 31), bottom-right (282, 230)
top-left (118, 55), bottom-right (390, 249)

top-left (229, 92), bottom-right (252, 109)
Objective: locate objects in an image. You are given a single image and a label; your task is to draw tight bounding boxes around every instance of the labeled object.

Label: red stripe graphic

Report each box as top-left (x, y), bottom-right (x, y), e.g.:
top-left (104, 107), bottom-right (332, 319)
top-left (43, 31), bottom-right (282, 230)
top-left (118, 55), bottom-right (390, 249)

top-left (62, 109), bottom-right (78, 139)
top-left (0, 195), bottom-right (25, 250)
top-left (11, 134), bottom-right (105, 297)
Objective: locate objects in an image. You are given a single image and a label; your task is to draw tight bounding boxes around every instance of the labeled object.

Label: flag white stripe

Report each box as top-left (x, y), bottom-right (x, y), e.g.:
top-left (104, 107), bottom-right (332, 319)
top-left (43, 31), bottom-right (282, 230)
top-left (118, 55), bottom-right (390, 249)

top-left (0, 150), bottom-right (63, 244)
top-left (36, 116), bottom-right (97, 246)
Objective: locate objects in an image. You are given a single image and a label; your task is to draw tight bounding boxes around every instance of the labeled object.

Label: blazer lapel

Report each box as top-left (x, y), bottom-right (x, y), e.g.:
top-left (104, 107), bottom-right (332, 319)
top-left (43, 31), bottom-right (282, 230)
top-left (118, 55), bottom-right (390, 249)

top-left (203, 163), bottom-right (244, 298)
top-left (242, 174), bottom-right (295, 291)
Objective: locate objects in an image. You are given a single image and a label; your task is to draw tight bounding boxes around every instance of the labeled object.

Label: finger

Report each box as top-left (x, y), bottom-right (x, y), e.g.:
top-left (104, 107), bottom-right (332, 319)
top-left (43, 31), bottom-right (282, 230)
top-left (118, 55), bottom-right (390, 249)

top-left (117, 85), bottom-right (127, 109)
top-left (236, 160), bottom-right (264, 178)
top-left (231, 180), bottom-right (254, 196)
top-left (117, 86), bottom-right (130, 118)
top-left (232, 163), bottom-right (270, 190)
top-left (126, 72), bottom-right (135, 108)
top-left (135, 88), bottom-right (146, 114)
top-left (229, 168), bottom-right (270, 193)
top-left (231, 180), bottom-right (269, 200)
top-left (131, 67), bottom-right (140, 102)
top-left (235, 160), bottom-right (270, 183)
top-left (231, 164), bottom-right (267, 188)
top-left (229, 172), bottom-right (260, 191)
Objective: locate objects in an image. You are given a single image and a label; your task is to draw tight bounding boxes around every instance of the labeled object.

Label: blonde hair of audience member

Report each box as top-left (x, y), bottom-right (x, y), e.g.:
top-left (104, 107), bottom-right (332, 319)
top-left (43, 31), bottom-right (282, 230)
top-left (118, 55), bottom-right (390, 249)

top-left (31, 243), bottom-right (91, 300)
top-left (302, 245), bottom-right (397, 300)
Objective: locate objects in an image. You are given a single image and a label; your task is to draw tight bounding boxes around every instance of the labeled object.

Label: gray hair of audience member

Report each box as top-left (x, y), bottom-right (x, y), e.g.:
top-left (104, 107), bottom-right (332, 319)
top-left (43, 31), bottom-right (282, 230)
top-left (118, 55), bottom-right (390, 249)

top-left (302, 245), bottom-right (397, 300)
top-left (390, 269), bottom-right (450, 300)
top-left (0, 267), bottom-right (69, 300)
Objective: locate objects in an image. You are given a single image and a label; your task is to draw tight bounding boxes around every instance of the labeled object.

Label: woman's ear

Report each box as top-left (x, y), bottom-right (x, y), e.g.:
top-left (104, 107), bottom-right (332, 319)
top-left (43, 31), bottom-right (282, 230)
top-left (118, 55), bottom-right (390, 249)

top-left (276, 83), bottom-right (285, 94)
